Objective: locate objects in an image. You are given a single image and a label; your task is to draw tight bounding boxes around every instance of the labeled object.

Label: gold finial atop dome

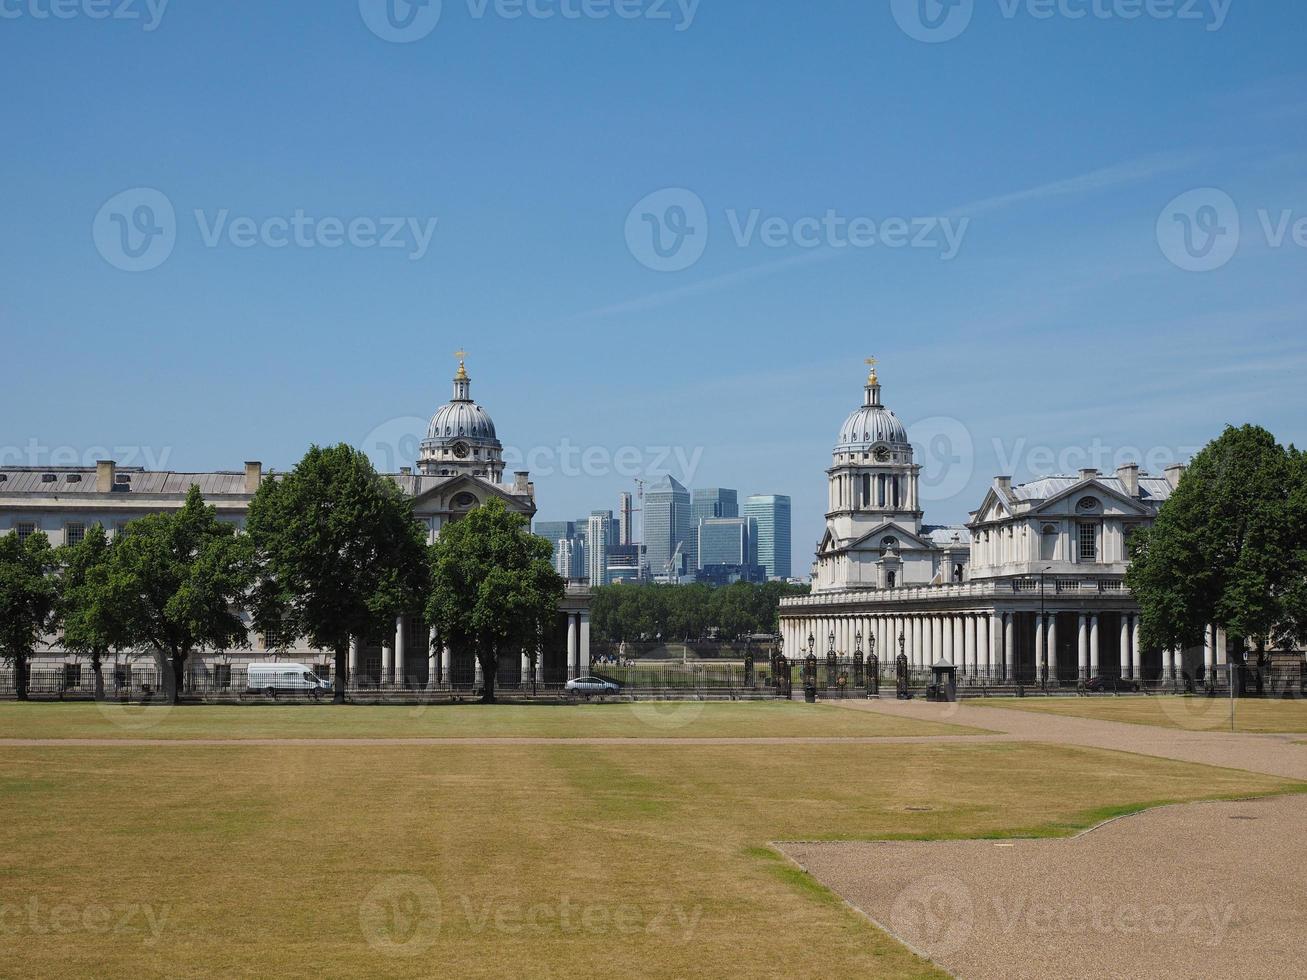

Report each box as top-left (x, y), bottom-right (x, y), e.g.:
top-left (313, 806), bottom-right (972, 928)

top-left (454, 349), bottom-right (469, 381)
top-left (865, 356), bottom-right (879, 385)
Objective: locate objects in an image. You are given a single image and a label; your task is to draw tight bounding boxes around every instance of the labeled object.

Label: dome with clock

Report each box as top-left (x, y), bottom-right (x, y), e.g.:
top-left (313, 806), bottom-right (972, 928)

top-left (418, 353), bottom-right (505, 481)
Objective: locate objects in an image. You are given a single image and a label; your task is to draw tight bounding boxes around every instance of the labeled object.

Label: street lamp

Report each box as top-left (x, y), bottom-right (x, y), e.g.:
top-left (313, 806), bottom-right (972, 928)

top-left (807, 633), bottom-right (815, 656)
top-left (828, 630), bottom-right (836, 654)
top-left (855, 630), bottom-right (863, 655)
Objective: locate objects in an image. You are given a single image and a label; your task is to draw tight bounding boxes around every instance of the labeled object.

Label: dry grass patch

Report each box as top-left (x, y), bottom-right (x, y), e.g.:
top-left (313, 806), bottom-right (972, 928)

top-left (0, 700), bottom-right (986, 741)
top-left (1, 737), bottom-right (1297, 978)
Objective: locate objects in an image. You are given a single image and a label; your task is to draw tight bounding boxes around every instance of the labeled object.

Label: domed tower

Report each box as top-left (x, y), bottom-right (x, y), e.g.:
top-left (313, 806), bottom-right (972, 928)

top-left (827, 359), bottom-right (923, 539)
top-left (418, 352), bottom-right (505, 481)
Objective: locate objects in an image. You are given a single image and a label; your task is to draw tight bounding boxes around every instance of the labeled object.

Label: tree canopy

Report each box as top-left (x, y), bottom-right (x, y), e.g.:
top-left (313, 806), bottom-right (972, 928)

top-left (427, 498), bottom-right (564, 702)
top-left (1128, 425), bottom-right (1307, 658)
top-left (104, 485), bottom-right (255, 703)
top-left (58, 523), bottom-right (126, 700)
top-left (0, 530), bottom-right (60, 701)
top-left (246, 444), bottom-right (430, 703)
top-left (591, 580), bottom-right (809, 644)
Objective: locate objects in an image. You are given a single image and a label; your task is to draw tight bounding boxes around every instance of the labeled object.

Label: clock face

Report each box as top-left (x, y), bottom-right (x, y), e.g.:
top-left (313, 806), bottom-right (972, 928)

top-left (452, 441), bottom-right (470, 459)
top-left (875, 447), bottom-right (891, 462)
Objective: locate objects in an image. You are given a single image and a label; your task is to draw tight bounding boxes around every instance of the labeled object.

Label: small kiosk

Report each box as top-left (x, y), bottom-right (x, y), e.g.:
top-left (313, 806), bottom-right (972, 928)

top-left (928, 658), bottom-right (958, 703)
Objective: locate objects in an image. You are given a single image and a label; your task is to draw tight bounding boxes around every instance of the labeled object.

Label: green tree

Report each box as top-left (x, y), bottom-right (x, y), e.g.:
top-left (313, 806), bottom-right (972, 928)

top-left (106, 486), bottom-right (255, 704)
top-left (59, 523), bottom-right (127, 700)
top-left (246, 445), bottom-right (429, 704)
top-left (1128, 425), bottom-right (1304, 664)
top-left (427, 498), bottom-right (564, 703)
top-left (0, 530), bottom-right (60, 701)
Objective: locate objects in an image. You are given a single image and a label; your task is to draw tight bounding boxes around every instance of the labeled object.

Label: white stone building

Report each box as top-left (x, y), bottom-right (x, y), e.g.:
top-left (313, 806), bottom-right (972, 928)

top-left (780, 363), bottom-right (1233, 687)
top-left (0, 356), bottom-right (591, 692)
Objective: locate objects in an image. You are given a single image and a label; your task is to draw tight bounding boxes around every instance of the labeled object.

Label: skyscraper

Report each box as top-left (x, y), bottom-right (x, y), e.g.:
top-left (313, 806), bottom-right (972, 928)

top-left (745, 494), bottom-right (792, 580)
top-left (691, 488), bottom-right (739, 574)
top-left (587, 513), bottom-right (611, 586)
top-left (535, 520), bottom-right (574, 567)
top-left (697, 517), bottom-right (750, 567)
top-left (618, 492), bottom-right (633, 546)
top-left (644, 476), bottom-right (692, 582)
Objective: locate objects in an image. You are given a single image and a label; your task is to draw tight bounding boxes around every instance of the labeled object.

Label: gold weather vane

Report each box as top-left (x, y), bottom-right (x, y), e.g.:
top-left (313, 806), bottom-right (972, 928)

top-left (865, 356), bottom-right (879, 385)
top-left (454, 349), bottom-right (469, 380)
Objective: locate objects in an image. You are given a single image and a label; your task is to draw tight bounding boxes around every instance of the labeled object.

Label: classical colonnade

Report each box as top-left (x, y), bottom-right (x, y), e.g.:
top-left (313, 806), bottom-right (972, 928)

top-left (345, 610), bottom-right (591, 688)
top-left (781, 611), bottom-right (1231, 681)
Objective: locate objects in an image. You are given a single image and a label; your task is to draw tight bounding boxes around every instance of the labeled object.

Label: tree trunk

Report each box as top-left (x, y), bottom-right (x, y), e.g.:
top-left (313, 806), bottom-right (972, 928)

top-left (92, 651), bottom-right (105, 702)
top-left (334, 640), bottom-right (348, 705)
top-left (14, 656), bottom-right (29, 702)
top-left (171, 655), bottom-right (186, 705)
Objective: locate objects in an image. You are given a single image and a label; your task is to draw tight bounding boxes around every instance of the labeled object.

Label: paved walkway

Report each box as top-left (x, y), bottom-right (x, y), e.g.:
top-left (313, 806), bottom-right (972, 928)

top-left (0, 734), bottom-right (1010, 747)
top-left (834, 698), bottom-right (1307, 781)
top-left (781, 794), bottom-right (1307, 980)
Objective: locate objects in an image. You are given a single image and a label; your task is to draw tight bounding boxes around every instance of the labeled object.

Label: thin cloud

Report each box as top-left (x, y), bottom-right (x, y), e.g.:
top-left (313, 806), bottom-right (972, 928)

top-left (945, 152), bottom-right (1199, 219)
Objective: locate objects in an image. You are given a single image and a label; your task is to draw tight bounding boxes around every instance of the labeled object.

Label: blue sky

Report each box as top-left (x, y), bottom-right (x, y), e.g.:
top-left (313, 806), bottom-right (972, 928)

top-left (2, 0), bottom-right (1304, 563)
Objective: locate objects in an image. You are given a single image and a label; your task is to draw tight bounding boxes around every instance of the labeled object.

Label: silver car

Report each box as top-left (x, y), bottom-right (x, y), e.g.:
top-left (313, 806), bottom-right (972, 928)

top-left (565, 676), bottom-right (620, 696)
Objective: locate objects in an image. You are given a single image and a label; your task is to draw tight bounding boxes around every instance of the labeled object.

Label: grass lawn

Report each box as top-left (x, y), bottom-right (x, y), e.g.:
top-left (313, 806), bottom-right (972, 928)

top-left (0, 700), bottom-right (988, 741)
top-left (973, 695), bottom-right (1307, 733)
top-left (2, 706), bottom-right (1302, 977)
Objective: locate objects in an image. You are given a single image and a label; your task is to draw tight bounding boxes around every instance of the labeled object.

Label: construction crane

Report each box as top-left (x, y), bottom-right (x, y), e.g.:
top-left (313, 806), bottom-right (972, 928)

top-left (632, 478), bottom-right (647, 583)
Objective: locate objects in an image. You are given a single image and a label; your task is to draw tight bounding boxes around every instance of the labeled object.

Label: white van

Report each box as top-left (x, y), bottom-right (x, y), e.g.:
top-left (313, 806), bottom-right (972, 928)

top-left (246, 663), bottom-right (331, 699)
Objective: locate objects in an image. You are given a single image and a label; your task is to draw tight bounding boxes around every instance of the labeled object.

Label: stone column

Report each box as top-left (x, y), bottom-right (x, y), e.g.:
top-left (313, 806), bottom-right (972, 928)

top-left (441, 645), bottom-right (451, 689)
top-left (1204, 624), bottom-right (1216, 679)
top-left (1131, 616), bottom-right (1142, 681)
top-left (428, 626), bottom-right (439, 690)
top-left (579, 612), bottom-right (591, 676)
top-left (521, 647), bottom-right (531, 688)
top-left (977, 614), bottom-right (990, 678)
top-left (1003, 613), bottom-right (1015, 681)
top-left (394, 616), bottom-right (406, 689)
top-left (382, 643), bottom-right (394, 687)
top-left (474, 656), bottom-right (484, 690)
top-left (1089, 614), bottom-right (1100, 676)
top-left (1078, 615), bottom-right (1090, 681)
top-left (1035, 615), bottom-right (1047, 684)
top-left (1119, 616), bottom-right (1131, 679)
top-left (1216, 627), bottom-right (1228, 666)
top-left (990, 614), bottom-right (1003, 681)
top-left (348, 637), bottom-right (359, 681)
top-left (567, 614), bottom-right (578, 680)
top-left (964, 615), bottom-right (976, 676)
top-left (1047, 615), bottom-right (1058, 684)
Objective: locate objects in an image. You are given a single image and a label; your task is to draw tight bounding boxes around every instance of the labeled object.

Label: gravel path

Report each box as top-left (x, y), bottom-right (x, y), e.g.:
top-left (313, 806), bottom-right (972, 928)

top-left (0, 734), bottom-right (1009, 747)
top-left (781, 794), bottom-right (1307, 980)
top-left (834, 698), bottom-right (1307, 781)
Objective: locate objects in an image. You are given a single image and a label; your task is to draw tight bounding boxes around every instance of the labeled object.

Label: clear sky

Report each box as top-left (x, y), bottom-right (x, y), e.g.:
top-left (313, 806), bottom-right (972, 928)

top-left (3, 0), bottom-right (1304, 563)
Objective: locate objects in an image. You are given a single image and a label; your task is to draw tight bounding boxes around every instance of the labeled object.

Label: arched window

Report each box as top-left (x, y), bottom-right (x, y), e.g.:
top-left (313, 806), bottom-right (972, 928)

top-left (1040, 523), bottom-right (1058, 562)
top-left (887, 570), bottom-right (896, 588)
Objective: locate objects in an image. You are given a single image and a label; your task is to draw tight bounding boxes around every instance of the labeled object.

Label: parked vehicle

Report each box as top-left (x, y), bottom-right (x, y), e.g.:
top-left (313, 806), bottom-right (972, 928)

top-left (565, 676), bottom-right (620, 696)
top-left (1085, 675), bottom-right (1141, 693)
top-left (246, 663), bottom-right (331, 698)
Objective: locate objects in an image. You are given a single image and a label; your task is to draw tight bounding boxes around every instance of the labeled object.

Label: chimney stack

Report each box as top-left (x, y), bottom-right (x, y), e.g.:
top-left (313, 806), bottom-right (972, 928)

top-left (96, 460), bottom-right (116, 493)
top-left (244, 461), bottom-right (262, 494)
top-left (995, 476), bottom-right (1012, 495)
top-left (1116, 463), bottom-right (1140, 497)
top-left (400, 466), bottom-right (412, 477)
top-left (1164, 463), bottom-right (1186, 489)
top-left (513, 471), bottom-right (530, 493)
top-left (1079, 467), bottom-right (1099, 482)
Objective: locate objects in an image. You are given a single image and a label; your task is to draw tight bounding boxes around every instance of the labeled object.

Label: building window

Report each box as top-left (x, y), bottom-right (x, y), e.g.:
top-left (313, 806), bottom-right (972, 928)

top-left (1078, 523), bottom-right (1097, 561)
top-left (1040, 524), bottom-right (1058, 562)
top-left (63, 663), bottom-right (82, 689)
top-left (65, 522), bottom-right (86, 547)
top-left (16, 522), bottom-right (37, 542)
top-left (887, 570), bottom-right (896, 588)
